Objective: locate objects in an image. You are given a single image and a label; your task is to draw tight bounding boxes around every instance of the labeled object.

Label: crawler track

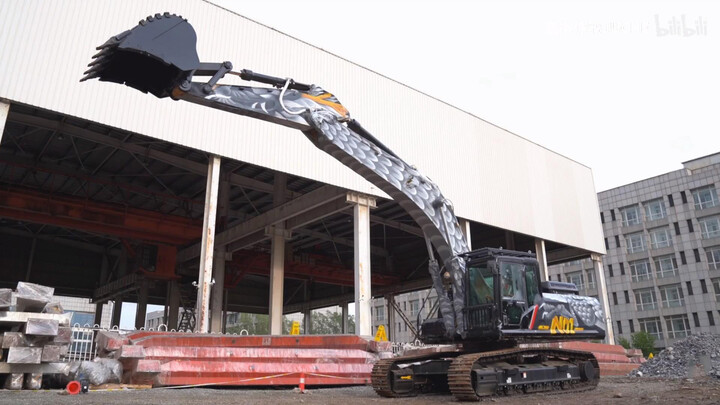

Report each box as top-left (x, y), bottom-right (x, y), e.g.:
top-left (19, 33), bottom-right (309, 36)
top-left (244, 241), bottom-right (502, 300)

top-left (372, 347), bottom-right (599, 401)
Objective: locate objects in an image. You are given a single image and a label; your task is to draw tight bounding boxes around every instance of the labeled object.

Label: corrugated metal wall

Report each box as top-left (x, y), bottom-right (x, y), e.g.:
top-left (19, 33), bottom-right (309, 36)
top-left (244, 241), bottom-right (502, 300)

top-left (0, 0), bottom-right (604, 254)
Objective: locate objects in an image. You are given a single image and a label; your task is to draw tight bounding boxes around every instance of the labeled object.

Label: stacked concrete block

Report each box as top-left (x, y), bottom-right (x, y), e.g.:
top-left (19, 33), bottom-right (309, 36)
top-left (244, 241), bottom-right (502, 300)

top-left (0, 281), bottom-right (72, 390)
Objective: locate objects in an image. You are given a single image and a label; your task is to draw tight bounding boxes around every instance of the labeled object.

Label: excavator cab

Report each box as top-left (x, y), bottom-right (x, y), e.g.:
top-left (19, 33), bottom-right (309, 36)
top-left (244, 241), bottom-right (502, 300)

top-left (463, 248), bottom-right (543, 339)
top-left (422, 247), bottom-right (605, 343)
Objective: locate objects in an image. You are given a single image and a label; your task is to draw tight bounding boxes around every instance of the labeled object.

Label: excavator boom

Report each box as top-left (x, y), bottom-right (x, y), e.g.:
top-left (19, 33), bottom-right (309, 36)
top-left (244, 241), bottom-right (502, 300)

top-left (82, 13), bottom-right (469, 338)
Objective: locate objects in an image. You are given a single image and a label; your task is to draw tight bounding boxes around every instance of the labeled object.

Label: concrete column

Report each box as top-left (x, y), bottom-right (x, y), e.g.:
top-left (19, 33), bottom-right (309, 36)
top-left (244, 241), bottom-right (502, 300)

top-left (386, 295), bottom-right (396, 342)
top-left (94, 302), bottom-right (104, 327)
top-left (24, 238), bottom-right (37, 281)
top-left (591, 253), bottom-right (615, 344)
top-left (0, 101), bottom-right (9, 143)
top-left (505, 231), bottom-right (516, 250)
top-left (341, 302), bottom-right (349, 334)
top-left (268, 226), bottom-right (289, 335)
top-left (349, 192), bottom-right (376, 336)
top-left (269, 172), bottom-right (288, 335)
top-left (458, 218), bottom-right (472, 251)
top-left (196, 155), bottom-right (222, 333)
top-left (303, 309), bottom-right (312, 334)
top-left (534, 239), bottom-right (549, 281)
top-left (168, 280), bottom-right (180, 330)
top-left (111, 298), bottom-right (122, 328)
top-left (135, 280), bottom-right (148, 329)
top-left (210, 178), bottom-right (230, 333)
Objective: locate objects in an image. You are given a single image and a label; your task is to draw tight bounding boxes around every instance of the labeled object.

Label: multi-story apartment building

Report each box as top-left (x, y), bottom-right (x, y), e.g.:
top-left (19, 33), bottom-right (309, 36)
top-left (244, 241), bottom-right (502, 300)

top-left (550, 153), bottom-right (720, 349)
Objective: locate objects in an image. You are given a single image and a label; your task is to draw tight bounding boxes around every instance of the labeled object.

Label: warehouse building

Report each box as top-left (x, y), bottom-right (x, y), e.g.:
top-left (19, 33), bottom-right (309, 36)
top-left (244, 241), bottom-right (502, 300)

top-left (549, 152), bottom-right (720, 349)
top-left (0, 1), bottom-right (607, 341)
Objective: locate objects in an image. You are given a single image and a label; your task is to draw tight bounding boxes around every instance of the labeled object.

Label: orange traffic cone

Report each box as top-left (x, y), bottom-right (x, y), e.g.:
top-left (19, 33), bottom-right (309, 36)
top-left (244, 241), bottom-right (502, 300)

top-left (298, 373), bottom-right (306, 393)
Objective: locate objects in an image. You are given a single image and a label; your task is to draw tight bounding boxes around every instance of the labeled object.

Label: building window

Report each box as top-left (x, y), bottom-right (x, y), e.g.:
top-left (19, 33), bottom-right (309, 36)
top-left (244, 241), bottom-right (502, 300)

top-left (693, 312), bottom-right (700, 327)
top-left (709, 311), bottom-right (716, 326)
top-left (628, 319), bottom-right (635, 333)
top-left (612, 292), bottom-right (618, 305)
top-left (699, 216), bottom-right (720, 239)
top-left (409, 300), bottom-right (419, 316)
top-left (654, 255), bottom-right (678, 278)
top-left (649, 227), bottom-right (672, 249)
top-left (616, 320), bottom-right (623, 334)
top-left (668, 194), bottom-right (675, 207)
top-left (620, 262), bottom-right (626, 275)
top-left (586, 270), bottom-right (596, 289)
top-left (615, 235), bottom-right (621, 248)
top-left (601, 212), bottom-right (605, 223)
top-left (644, 198), bottom-right (666, 221)
top-left (611, 209), bottom-right (616, 221)
top-left (681, 191), bottom-right (688, 204)
top-left (624, 290), bottom-right (630, 304)
top-left (694, 249), bottom-right (702, 263)
top-left (692, 185), bottom-right (719, 210)
top-left (707, 246), bottom-right (720, 270)
top-left (630, 259), bottom-right (652, 282)
top-left (666, 315), bottom-right (691, 338)
top-left (639, 317), bottom-right (663, 341)
top-left (713, 278), bottom-right (720, 300)
top-left (375, 306), bottom-right (385, 321)
top-left (659, 284), bottom-right (684, 308)
top-left (621, 205), bottom-right (641, 227)
top-left (673, 222), bottom-right (681, 236)
top-left (567, 272), bottom-right (584, 290)
top-left (625, 232), bottom-right (647, 253)
top-left (680, 251), bottom-right (687, 265)
top-left (604, 238), bottom-right (609, 250)
top-left (687, 219), bottom-right (695, 233)
top-left (608, 264), bottom-right (614, 277)
top-left (701, 279), bottom-right (709, 294)
top-left (686, 281), bottom-right (694, 296)
top-left (634, 288), bottom-right (658, 311)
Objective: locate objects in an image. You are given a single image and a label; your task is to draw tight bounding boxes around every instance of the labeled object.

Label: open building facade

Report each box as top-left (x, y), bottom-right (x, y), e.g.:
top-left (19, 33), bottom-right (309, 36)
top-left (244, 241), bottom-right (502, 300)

top-left (0, 1), bottom-right (607, 341)
top-left (549, 153), bottom-right (720, 350)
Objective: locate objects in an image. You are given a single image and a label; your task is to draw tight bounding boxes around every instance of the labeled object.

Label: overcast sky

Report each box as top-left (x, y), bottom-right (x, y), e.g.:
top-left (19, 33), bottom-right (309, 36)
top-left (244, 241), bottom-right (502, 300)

top-left (122, 0), bottom-right (718, 328)
top-left (209, 0), bottom-right (719, 193)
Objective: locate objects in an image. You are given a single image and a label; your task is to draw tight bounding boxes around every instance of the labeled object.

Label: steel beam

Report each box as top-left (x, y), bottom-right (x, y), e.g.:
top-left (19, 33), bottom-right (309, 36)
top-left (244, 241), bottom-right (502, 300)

top-left (292, 228), bottom-right (389, 257)
top-left (196, 156), bottom-right (221, 333)
top-left (7, 112), bottom-right (298, 199)
top-left (0, 186), bottom-right (201, 245)
top-left (177, 185), bottom-right (346, 262)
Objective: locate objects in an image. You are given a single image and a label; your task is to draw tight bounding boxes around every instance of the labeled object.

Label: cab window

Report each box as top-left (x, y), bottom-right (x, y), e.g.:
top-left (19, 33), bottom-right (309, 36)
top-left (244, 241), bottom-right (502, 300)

top-left (468, 265), bottom-right (494, 306)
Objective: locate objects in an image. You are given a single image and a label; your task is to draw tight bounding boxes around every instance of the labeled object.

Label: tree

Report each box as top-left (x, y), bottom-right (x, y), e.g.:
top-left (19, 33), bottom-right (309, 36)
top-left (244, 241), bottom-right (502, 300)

top-left (226, 313), bottom-right (269, 335)
top-left (631, 331), bottom-right (656, 357)
top-left (617, 336), bottom-right (631, 350)
top-left (311, 311), bottom-right (355, 334)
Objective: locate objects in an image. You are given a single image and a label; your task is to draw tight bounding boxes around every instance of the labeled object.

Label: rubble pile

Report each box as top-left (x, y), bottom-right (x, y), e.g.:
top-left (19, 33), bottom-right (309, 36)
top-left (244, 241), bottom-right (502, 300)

top-left (0, 282), bottom-right (73, 389)
top-left (631, 333), bottom-right (720, 378)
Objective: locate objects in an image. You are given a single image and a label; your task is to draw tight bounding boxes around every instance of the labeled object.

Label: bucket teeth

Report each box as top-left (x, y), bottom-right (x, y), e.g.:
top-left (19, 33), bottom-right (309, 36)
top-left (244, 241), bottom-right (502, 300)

top-left (80, 12), bottom-right (200, 98)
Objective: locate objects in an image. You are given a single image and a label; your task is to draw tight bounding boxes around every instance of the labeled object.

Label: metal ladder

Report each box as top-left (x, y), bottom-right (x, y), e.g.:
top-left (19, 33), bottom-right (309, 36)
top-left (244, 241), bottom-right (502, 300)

top-left (177, 284), bottom-right (197, 331)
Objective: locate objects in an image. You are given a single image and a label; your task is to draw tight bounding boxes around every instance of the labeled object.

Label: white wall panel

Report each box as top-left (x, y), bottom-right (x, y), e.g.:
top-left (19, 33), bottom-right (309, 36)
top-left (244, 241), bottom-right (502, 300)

top-left (0, 0), bottom-right (604, 254)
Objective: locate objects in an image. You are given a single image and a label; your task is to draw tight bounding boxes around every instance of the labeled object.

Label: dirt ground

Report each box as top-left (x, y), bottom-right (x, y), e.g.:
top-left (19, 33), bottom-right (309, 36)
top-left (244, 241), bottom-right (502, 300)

top-left (0, 376), bottom-right (718, 405)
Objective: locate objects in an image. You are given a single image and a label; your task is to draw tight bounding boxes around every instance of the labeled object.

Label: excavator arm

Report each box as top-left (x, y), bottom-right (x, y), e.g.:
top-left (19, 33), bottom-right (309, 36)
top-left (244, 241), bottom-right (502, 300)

top-left (81, 13), bottom-right (470, 338)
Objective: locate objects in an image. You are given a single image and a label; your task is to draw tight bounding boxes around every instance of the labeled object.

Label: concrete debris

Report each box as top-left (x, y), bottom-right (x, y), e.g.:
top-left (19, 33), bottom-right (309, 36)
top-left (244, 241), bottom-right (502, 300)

top-left (630, 333), bottom-right (720, 378)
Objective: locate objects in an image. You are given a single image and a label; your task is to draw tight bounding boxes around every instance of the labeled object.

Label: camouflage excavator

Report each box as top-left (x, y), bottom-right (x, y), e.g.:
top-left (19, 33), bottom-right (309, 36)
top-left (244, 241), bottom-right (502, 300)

top-left (82, 13), bottom-right (606, 400)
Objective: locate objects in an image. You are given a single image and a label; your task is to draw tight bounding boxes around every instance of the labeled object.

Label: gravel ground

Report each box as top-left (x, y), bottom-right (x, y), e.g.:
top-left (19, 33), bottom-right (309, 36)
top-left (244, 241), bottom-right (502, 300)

top-left (0, 377), bottom-right (719, 405)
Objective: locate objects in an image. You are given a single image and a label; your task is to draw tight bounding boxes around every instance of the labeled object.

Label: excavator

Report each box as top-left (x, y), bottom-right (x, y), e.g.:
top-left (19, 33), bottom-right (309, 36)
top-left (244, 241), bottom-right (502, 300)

top-left (81, 13), bottom-right (606, 400)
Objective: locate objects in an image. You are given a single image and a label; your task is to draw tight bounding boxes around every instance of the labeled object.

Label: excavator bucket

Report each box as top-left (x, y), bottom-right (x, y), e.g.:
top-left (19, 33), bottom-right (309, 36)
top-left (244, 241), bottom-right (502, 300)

top-left (80, 13), bottom-right (200, 98)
